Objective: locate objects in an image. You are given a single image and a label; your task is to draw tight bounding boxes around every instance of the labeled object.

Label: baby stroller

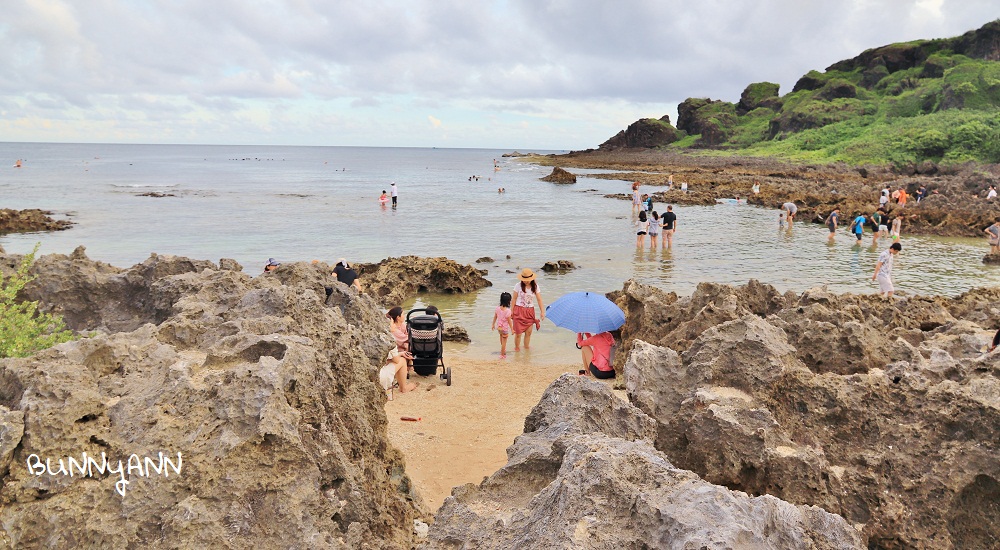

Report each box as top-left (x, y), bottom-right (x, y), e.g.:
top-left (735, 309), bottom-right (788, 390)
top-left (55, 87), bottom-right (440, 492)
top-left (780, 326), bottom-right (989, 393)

top-left (407, 308), bottom-right (452, 385)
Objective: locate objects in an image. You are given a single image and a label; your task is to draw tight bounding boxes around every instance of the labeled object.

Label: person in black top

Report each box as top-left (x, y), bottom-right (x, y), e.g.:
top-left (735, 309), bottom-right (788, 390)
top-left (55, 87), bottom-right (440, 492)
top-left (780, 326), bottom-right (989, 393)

top-left (661, 205), bottom-right (678, 248)
top-left (333, 258), bottom-right (362, 291)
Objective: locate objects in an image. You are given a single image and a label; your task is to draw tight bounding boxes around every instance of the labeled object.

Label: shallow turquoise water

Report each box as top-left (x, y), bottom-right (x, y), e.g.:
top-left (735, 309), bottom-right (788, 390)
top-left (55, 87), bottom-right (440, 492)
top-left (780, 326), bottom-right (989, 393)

top-left (2, 143), bottom-right (997, 364)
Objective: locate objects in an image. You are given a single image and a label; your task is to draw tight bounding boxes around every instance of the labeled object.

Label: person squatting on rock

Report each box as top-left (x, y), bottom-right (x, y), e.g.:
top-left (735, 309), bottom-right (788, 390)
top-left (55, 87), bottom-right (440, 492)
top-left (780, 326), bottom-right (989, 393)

top-left (512, 268), bottom-right (544, 352)
top-left (263, 258), bottom-right (280, 273)
top-left (577, 331), bottom-right (616, 379)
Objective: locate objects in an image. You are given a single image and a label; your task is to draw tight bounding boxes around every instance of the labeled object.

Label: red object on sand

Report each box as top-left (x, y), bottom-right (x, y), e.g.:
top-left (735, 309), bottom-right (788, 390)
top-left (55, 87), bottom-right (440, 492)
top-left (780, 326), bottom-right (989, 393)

top-left (401, 416), bottom-right (421, 422)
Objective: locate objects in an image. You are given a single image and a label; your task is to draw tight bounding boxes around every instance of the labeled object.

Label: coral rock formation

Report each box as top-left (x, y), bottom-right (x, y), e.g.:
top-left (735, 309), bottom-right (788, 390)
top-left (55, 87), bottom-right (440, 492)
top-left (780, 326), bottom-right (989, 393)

top-left (0, 250), bottom-right (421, 548)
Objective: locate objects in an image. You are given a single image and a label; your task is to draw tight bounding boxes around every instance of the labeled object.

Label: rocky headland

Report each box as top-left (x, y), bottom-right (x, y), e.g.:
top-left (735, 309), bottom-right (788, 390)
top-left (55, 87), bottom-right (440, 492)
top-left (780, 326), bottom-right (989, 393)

top-left (0, 208), bottom-right (73, 234)
top-left (2, 248), bottom-right (999, 548)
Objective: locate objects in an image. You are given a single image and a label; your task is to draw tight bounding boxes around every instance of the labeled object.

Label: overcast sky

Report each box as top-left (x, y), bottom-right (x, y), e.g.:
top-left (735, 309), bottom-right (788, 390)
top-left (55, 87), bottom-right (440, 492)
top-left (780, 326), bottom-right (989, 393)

top-left (0, 1), bottom-right (996, 150)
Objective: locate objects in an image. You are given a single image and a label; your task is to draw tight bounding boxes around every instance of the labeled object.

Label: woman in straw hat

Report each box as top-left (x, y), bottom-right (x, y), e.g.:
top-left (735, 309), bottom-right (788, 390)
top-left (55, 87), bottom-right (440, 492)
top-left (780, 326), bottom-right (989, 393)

top-left (512, 268), bottom-right (545, 351)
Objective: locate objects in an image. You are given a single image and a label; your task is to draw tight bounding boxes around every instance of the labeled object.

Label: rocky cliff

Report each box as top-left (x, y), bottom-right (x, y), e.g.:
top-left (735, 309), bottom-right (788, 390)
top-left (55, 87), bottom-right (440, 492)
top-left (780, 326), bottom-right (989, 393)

top-left (0, 249), bottom-right (423, 548)
top-left (614, 279), bottom-right (1000, 548)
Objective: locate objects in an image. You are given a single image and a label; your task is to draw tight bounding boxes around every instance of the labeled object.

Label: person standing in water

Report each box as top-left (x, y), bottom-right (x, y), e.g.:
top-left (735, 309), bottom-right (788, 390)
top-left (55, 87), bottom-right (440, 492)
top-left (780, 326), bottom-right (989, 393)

top-left (661, 205), bottom-right (677, 248)
top-left (850, 213), bottom-right (867, 244)
top-left (631, 182), bottom-right (641, 213)
top-left (985, 219), bottom-right (1000, 254)
top-left (781, 202), bottom-right (797, 226)
top-left (872, 242), bottom-right (902, 298)
top-left (635, 211), bottom-right (649, 247)
top-left (512, 269), bottom-right (544, 351)
top-left (648, 210), bottom-right (660, 248)
top-left (824, 209), bottom-right (840, 242)
top-left (390, 182), bottom-right (398, 208)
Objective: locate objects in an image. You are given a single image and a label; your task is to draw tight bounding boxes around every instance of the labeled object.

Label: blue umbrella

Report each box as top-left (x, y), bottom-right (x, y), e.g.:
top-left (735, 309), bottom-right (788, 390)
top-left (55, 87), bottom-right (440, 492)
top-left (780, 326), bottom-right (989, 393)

top-left (545, 291), bottom-right (625, 334)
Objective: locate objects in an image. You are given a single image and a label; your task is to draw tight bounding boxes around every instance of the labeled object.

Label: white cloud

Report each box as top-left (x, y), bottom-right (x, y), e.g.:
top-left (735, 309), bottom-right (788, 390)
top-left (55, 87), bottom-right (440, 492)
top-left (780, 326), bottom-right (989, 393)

top-left (0, 0), bottom-right (996, 148)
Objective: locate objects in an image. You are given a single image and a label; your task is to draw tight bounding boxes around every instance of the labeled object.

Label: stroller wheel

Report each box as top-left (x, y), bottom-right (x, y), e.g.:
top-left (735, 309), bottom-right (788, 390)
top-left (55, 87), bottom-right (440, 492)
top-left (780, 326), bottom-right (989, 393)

top-left (446, 367), bottom-right (452, 386)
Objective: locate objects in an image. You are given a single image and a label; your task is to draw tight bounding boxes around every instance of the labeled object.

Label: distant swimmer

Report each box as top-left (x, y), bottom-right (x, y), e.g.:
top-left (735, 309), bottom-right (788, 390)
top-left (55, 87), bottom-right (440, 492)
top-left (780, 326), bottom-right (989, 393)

top-left (14, 159), bottom-right (22, 168)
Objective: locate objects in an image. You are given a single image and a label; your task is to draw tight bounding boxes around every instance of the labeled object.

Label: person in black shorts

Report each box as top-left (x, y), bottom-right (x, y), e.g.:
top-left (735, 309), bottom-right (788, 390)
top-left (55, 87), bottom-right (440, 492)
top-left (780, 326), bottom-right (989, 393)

top-left (661, 205), bottom-right (678, 248)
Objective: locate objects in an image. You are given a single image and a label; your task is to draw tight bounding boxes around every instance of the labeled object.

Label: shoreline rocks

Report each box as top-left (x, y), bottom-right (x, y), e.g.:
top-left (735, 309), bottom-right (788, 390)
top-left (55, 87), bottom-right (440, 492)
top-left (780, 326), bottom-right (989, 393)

top-left (0, 249), bottom-right (423, 548)
top-left (539, 167), bottom-right (577, 184)
top-left (0, 208), bottom-right (73, 234)
top-left (425, 375), bottom-right (863, 549)
top-left (526, 149), bottom-right (1000, 238)
top-left (354, 256), bottom-right (492, 306)
top-left (613, 278), bottom-right (1000, 547)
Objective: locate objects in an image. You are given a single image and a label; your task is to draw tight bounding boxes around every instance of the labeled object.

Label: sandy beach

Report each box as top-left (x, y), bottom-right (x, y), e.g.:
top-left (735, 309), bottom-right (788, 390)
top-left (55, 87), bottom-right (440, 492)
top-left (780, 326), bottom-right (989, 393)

top-left (384, 356), bottom-right (582, 511)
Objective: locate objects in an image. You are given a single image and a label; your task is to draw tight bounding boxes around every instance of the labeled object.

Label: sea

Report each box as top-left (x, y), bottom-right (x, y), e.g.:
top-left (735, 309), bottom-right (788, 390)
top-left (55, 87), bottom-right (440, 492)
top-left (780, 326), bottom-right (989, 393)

top-left (2, 142), bottom-right (998, 365)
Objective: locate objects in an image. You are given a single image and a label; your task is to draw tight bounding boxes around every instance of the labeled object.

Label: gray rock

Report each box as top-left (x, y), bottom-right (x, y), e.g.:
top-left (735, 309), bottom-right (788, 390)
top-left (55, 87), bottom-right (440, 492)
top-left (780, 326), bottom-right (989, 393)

top-left (0, 250), bottom-right (422, 548)
top-left (425, 375), bottom-right (861, 549)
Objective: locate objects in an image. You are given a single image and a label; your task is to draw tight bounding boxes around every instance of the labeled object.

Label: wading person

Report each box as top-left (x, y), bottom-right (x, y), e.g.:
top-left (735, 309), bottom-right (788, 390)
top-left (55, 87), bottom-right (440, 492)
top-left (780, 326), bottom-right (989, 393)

top-left (872, 242), bottom-right (902, 298)
top-left (512, 268), bottom-right (544, 351)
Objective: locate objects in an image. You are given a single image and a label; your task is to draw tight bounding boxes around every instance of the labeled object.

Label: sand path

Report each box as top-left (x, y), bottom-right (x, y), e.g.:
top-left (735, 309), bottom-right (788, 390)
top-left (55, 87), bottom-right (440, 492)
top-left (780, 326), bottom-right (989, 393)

top-left (384, 356), bottom-right (579, 512)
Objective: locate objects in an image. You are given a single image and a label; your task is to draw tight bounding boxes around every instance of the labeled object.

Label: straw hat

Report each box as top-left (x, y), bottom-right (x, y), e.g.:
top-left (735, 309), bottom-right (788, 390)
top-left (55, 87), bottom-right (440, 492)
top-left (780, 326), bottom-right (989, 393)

top-left (517, 268), bottom-right (536, 283)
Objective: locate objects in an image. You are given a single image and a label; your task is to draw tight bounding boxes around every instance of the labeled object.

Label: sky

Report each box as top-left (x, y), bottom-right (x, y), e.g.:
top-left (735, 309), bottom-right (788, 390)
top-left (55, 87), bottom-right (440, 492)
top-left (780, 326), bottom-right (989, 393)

top-left (0, 0), bottom-right (997, 150)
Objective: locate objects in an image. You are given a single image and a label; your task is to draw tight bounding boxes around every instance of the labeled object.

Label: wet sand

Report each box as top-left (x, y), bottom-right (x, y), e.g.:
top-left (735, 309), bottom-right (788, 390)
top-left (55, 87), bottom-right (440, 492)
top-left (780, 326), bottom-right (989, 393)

top-left (384, 356), bottom-right (580, 512)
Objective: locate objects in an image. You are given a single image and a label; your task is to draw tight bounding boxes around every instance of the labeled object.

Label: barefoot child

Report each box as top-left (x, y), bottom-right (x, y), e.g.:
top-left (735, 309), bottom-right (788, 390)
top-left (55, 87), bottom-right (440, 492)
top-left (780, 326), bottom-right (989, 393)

top-left (491, 292), bottom-right (514, 358)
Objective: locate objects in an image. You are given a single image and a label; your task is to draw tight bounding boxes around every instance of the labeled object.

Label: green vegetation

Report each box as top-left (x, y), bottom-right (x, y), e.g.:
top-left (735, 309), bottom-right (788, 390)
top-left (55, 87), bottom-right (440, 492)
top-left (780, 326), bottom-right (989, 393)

top-left (661, 20), bottom-right (1000, 166)
top-left (0, 244), bottom-right (75, 358)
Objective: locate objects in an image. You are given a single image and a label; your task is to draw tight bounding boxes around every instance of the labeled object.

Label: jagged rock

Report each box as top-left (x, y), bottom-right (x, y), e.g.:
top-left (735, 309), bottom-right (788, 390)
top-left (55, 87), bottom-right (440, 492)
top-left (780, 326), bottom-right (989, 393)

top-left (355, 256), bottom-right (492, 306)
top-left (442, 325), bottom-right (470, 343)
top-left (0, 208), bottom-right (73, 234)
top-left (621, 282), bottom-right (1000, 548)
top-left (0, 250), bottom-right (421, 548)
top-left (540, 260), bottom-right (575, 272)
top-left (539, 167), bottom-right (576, 184)
top-left (474, 257), bottom-right (493, 264)
top-left (426, 375), bottom-right (862, 549)
top-left (599, 116), bottom-right (679, 149)
top-left (219, 258), bottom-right (243, 271)
top-left (984, 252), bottom-right (1000, 264)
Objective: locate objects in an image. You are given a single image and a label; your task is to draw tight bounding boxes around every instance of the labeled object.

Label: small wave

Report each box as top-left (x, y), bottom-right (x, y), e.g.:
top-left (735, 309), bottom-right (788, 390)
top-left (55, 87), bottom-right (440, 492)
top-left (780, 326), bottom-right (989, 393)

top-left (109, 183), bottom-right (180, 189)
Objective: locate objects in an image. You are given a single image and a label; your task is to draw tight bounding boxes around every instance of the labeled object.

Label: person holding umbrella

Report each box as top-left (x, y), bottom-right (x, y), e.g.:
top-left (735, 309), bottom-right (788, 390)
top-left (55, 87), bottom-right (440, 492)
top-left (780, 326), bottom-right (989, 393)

top-left (512, 268), bottom-right (545, 351)
top-left (545, 291), bottom-right (626, 379)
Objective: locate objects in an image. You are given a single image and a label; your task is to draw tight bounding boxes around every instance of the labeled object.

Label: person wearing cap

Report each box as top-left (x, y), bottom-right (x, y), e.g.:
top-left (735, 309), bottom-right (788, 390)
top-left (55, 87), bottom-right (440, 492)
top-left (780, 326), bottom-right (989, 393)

top-left (263, 258), bottom-right (280, 273)
top-left (512, 268), bottom-right (544, 352)
top-left (390, 182), bottom-right (398, 208)
top-left (333, 258), bottom-right (362, 291)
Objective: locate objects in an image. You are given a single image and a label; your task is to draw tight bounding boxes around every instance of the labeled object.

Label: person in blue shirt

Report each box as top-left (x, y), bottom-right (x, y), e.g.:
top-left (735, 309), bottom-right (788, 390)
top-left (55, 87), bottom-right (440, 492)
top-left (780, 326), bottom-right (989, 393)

top-left (850, 213), bottom-right (867, 243)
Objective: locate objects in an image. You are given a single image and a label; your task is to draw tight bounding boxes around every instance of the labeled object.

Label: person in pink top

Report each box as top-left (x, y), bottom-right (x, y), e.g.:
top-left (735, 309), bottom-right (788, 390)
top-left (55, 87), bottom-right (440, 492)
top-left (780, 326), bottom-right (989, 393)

top-left (491, 292), bottom-right (514, 358)
top-left (387, 306), bottom-right (412, 370)
top-left (577, 331), bottom-right (615, 379)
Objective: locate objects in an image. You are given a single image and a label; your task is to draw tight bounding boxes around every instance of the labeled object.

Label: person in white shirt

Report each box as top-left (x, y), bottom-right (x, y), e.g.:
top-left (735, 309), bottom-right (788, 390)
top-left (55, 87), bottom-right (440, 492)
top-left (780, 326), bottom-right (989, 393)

top-left (872, 242), bottom-right (902, 297)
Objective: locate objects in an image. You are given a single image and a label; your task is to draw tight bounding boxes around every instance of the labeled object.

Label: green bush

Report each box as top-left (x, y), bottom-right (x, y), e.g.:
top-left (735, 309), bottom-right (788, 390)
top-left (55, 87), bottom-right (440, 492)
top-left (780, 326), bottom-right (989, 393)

top-left (0, 244), bottom-right (75, 358)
